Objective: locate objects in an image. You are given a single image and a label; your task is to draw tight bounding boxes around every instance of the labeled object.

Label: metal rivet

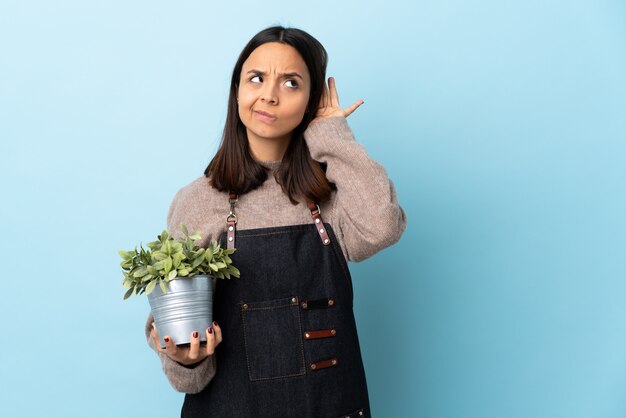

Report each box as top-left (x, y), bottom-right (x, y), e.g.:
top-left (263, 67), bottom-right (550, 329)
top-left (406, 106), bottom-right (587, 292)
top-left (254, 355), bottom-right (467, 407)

top-left (291, 297), bottom-right (297, 303)
top-left (331, 359), bottom-right (337, 365)
top-left (228, 237), bottom-right (233, 241)
top-left (315, 218), bottom-right (320, 224)
top-left (319, 228), bottom-right (325, 233)
top-left (301, 301), bottom-right (308, 309)
top-left (242, 303), bottom-right (248, 309)
top-left (328, 298), bottom-right (334, 306)
top-left (228, 226), bottom-right (233, 231)
top-left (310, 364), bottom-right (316, 370)
top-left (324, 239), bottom-right (330, 244)
top-left (359, 412), bottom-right (363, 416)
top-left (331, 329), bottom-right (336, 335)
top-left (305, 333), bottom-right (310, 338)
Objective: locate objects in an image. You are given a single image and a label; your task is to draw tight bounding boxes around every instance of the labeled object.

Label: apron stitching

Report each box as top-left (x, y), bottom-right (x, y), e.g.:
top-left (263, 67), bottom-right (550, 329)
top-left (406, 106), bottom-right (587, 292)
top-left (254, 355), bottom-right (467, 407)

top-left (235, 229), bottom-right (312, 239)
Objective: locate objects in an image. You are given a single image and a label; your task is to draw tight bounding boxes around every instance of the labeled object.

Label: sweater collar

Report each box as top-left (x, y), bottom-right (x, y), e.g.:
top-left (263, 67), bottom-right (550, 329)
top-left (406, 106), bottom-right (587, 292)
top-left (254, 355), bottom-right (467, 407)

top-left (257, 159), bottom-right (282, 171)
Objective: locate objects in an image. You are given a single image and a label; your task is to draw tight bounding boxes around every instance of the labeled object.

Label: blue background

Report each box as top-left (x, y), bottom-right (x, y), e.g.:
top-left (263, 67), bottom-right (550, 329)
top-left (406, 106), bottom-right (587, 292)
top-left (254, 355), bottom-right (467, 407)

top-left (1, 1), bottom-right (625, 417)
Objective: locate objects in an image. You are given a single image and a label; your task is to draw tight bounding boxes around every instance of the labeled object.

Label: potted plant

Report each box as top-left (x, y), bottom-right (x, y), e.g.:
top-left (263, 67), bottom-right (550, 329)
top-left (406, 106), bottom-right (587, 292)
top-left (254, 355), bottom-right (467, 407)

top-left (119, 223), bottom-right (239, 348)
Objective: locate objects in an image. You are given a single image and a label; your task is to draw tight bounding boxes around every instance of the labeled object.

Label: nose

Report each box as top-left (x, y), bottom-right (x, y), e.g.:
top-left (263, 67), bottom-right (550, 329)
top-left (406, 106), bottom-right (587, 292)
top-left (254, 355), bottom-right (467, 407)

top-left (260, 80), bottom-right (278, 104)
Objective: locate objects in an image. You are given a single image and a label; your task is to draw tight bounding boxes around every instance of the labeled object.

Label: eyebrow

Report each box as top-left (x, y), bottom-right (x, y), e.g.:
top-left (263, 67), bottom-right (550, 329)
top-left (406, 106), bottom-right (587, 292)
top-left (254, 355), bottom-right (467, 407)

top-left (246, 69), bottom-right (304, 80)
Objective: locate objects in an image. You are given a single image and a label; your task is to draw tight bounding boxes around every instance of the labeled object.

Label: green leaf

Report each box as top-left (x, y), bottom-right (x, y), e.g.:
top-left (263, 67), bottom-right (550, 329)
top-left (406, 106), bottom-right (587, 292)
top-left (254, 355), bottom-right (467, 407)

top-left (189, 233), bottom-right (201, 241)
top-left (209, 263), bottom-right (218, 272)
top-left (181, 223), bottom-right (189, 236)
top-left (146, 240), bottom-right (160, 250)
top-left (159, 279), bottom-right (167, 294)
top-left (118, 250), bottom-right (132, 260)
top-left (167, 270), bottom-right (177, 281)
top-left (152, 252), bottom-right (167, 261)
top-left (163, 257), bottom-right (172, 273)
top-left (191, 255), bottom-right (204, 269)
top-left (123, 287), bottom-right (134, 300)
top-left (132, 266), bottom-right (148, 278)
top-left (145, 280), bottom-right (157, 295)
top-left (172, 252), bottom-right (184, 268)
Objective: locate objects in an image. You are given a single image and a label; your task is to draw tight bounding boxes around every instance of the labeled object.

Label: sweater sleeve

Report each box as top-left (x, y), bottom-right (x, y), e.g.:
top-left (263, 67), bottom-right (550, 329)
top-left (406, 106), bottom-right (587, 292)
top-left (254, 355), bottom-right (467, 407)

top-left (143, 188), bottom-right (217, 394)
top-left (304, 115), bottom-right (407, 262)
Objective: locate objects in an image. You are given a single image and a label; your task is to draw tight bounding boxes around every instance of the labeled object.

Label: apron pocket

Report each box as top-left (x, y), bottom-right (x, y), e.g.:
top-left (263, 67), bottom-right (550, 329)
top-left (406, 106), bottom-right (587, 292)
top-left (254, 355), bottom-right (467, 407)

top-left (240, 296), bottom-right (306, 381)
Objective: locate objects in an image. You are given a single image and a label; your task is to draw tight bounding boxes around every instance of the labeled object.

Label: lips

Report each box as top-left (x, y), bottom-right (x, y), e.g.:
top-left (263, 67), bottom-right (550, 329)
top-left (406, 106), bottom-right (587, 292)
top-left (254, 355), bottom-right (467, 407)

top-left (254, 110), bottom-right (277, 122)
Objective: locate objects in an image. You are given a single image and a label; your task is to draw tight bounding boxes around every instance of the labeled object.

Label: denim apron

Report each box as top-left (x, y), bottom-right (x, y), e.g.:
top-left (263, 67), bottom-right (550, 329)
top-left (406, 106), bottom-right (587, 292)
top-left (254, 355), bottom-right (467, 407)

top-left (181, 196), bottom-right (371, 418)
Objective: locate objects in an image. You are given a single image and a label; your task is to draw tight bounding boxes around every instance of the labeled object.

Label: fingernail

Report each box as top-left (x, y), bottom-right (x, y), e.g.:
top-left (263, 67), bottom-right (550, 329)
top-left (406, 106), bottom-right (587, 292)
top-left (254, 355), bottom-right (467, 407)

top-left (208, 327), bottom-right (213, 334)
top-left (213, 321), bottom-right (218, 327)
top-left (193, 331), bottom-right (198, 338)
top-left (164, 337), bottom-right (170, 343)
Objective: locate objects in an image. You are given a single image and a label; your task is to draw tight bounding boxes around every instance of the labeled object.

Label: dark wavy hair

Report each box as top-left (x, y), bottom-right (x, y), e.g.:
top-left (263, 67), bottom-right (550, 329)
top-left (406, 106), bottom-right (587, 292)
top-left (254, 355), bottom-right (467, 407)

top-left (204, 25), bottom-right (335, 205)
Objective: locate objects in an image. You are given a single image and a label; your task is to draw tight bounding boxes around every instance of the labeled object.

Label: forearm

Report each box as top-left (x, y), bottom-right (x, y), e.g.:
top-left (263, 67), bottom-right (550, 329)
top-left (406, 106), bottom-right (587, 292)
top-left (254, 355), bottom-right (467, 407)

top-left (304, 116), bottom-right (407, 261)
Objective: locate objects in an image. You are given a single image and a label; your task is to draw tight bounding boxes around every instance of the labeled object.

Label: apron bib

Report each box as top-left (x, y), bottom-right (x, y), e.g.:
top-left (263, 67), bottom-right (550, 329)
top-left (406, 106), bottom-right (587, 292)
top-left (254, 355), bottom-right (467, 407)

top-left (181, 197), bottom-right (371, 418)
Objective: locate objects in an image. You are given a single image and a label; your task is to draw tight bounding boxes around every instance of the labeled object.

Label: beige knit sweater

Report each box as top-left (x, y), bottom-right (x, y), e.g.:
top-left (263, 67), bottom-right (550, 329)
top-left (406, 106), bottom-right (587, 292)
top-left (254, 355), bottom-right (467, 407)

top-left (144, 115), bottom-right (407, 393)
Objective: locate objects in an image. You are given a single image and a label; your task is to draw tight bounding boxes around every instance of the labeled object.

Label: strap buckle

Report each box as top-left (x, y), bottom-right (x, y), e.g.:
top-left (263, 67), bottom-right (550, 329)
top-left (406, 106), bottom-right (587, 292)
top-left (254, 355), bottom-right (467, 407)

top-left (227, 194), bottom-right (238, 223)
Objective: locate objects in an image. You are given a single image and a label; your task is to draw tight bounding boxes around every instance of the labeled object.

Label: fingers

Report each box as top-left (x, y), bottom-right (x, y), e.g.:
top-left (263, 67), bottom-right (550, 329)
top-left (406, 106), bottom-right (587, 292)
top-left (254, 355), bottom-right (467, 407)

top-left (213, 321), bottom-right (223, 346)
top-left (329, 77), bottom-right (339, 107)
top-left (205, 326), bottom-right (215, 355)
top-left (344, 99), bottom-right (365, 117)
top-left (319, 78), bottom-right (330, 109)
top-left (151, 323), bottom-right (166, 353)
top-left (163, 334), bottom-right (179, 357)
top-left (319, 76), bottom-right (363, 118)
top-left (151, 322), bottom-right (223, 364)
top-left (188, 331), bottom-right (200, 362)
top-left (205, 322), bottom-right (223, 356)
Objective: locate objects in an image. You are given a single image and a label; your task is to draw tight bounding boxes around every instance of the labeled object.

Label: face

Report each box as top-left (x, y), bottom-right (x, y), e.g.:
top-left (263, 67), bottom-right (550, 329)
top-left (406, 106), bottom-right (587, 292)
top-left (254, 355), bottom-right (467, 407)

top-left (237, 42), bottom-right (311, 153)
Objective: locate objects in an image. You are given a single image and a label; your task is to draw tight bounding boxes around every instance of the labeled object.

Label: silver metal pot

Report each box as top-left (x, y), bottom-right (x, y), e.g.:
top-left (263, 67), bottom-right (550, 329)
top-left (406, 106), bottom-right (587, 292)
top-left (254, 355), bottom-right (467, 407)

top-left (147, 274), bottom-right (213, 349)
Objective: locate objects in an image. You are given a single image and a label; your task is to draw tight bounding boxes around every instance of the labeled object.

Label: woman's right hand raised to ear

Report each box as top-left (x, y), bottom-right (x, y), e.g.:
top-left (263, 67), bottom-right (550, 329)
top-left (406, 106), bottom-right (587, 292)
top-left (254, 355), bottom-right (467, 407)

top-left (312, 76), bottom-right (364, 122)
top-left (151, 321), bottom-right (223, 366)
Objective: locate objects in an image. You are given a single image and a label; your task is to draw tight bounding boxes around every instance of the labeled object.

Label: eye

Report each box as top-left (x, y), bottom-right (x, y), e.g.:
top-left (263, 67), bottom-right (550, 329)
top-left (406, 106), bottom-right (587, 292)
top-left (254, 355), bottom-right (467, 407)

top-left (250, 75), bottom-right (261, 83)
top-left (285, 79), bottom-right (298, 88)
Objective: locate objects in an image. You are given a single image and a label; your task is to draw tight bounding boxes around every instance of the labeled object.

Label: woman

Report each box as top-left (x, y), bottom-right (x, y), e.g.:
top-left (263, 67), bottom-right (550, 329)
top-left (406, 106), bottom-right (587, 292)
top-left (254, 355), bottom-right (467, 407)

top-left (145, 25), bottom-right (407, 417)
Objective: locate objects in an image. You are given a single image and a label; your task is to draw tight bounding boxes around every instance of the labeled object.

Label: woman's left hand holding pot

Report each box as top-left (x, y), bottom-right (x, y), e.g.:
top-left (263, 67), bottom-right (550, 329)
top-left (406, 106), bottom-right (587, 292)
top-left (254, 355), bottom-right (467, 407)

top-left (151, 322), bottom-right (222, 367)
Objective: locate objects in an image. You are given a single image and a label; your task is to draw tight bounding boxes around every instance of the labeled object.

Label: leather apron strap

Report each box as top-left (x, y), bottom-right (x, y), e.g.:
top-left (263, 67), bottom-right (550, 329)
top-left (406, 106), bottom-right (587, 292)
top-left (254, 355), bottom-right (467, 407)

top-left (226, 193), bottom-right (331, 248)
